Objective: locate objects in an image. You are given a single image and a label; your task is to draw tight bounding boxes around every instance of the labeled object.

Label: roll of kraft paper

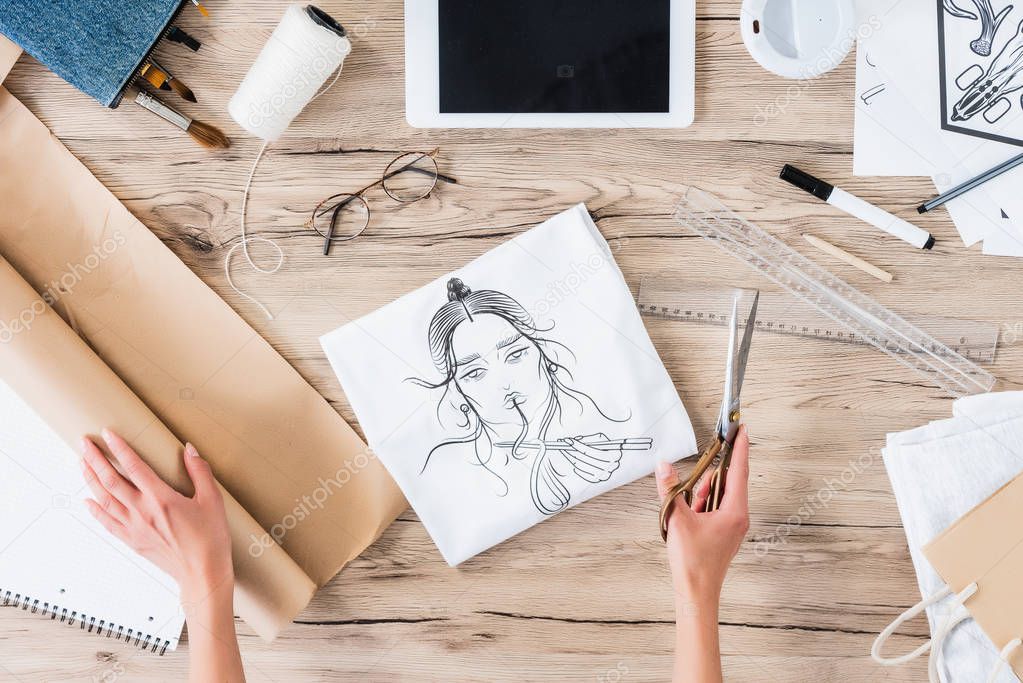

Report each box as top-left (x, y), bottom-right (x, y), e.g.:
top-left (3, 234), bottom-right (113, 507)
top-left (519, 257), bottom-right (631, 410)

top-left (228, 4), bottom-right (351, 141)
top-left (0, 254), bottom-right (316, 641)
top-left (0, 87), bottom-right (406, 641)
top-left (781, 165), bottom-right (935, 250)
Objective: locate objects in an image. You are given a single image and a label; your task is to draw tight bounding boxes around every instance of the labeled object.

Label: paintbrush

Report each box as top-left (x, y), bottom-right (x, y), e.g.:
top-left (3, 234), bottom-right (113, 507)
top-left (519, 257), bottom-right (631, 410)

top-left (139, 62), bottom-right (172, 91)
top-left (148, 58), bottom-right (196, 102)
top-left (167, 26), bottom-right (202, 52)
top-left (133, 90), bottom-right (229, 149)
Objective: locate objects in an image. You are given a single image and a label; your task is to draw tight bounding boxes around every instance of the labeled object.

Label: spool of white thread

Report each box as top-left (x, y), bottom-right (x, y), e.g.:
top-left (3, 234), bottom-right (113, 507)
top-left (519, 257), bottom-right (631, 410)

top-left (228, 4), bottom-right (351, 141)
top-left (226, 4), bottom-right (351, 320)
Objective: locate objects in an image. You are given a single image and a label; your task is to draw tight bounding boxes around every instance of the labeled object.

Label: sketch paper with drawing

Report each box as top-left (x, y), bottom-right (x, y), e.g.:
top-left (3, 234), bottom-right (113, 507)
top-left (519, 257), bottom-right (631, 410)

top-left (939, 0), bottom-right (1023, 146)
top-left (320, 204), bottom-right (697, 565)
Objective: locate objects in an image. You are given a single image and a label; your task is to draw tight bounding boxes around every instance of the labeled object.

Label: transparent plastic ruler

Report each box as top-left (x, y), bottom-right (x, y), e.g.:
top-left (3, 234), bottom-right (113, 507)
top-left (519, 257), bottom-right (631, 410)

top-left (638, 278), bottom-right (1000, 364)
top-left (673, 188), bottom-right (997, 397)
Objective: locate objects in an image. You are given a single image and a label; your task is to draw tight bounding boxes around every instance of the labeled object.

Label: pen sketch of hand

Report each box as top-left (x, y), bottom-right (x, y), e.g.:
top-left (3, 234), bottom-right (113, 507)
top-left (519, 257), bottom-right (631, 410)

top-left (558, 432), bottom-right (623, 484)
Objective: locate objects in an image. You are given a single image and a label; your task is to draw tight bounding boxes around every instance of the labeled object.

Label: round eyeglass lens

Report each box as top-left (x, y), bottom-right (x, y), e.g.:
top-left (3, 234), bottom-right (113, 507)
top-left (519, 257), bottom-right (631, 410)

top-left (382, 152), bottom-right (438, 203)
top-left (311, 194), bottom-right (370, 242)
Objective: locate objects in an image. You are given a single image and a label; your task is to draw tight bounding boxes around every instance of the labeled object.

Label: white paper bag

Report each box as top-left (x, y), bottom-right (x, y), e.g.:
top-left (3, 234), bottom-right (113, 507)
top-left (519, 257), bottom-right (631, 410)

top-left (876, 392), bottom-right (1023, 682)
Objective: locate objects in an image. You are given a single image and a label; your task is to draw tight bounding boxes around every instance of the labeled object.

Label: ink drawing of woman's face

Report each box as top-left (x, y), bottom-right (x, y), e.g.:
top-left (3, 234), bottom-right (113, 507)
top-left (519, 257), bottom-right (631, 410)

top-left (450, 313), bottom-right (551, 426)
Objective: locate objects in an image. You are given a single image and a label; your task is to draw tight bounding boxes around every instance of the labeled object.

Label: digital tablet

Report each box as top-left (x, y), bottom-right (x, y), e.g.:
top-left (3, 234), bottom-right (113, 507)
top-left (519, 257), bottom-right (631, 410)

top-left (404, 0), bottom-right (696, 128)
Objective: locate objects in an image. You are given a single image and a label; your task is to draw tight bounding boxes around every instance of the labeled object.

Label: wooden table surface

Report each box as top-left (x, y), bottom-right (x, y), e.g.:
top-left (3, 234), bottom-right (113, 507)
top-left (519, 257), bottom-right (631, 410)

top-left (3, 1), bottom-right (1023, 681)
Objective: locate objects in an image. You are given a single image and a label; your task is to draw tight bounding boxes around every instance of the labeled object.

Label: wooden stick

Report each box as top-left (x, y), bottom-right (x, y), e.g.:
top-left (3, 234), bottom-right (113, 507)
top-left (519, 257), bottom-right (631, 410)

top-left (803, 234), bottom-right (894, 283)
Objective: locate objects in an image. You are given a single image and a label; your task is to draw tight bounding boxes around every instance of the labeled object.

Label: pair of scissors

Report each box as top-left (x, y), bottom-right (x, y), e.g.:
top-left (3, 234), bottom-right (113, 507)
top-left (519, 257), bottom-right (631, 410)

top-left (659, 289), bottom-right (759, 541)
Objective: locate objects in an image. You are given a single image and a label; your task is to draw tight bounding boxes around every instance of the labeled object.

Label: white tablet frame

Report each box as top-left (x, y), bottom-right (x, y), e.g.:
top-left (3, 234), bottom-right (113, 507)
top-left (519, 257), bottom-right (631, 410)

top-left (404, 0), bottom-right (696, 129)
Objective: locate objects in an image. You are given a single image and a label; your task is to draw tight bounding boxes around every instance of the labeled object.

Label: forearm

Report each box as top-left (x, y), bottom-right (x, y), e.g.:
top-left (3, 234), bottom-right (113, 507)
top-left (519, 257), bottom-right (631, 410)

top-left (673, 589), bottom-right (723, 683)
top-left (183, 579), bottom-right (246, 683)
top-left (658, 428), bottom-right (749, 683)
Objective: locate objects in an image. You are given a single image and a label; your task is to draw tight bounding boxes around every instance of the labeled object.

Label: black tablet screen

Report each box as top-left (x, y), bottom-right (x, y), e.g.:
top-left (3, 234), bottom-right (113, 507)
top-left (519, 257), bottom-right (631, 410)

top-left (438, 1), bottom-right (671, 114)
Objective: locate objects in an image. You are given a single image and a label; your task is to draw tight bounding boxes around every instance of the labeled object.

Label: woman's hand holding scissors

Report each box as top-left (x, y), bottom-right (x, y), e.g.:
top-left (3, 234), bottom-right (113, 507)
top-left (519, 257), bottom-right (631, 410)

top-left (656, 425), bottom-right (751, 683)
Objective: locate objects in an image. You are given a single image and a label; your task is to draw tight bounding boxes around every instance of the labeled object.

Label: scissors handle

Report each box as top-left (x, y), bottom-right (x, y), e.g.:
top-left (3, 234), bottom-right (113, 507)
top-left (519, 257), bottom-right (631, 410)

top-left (705, 441), bottom-right (734, 513)
top-left (659, 437), bottom-right (724, 541)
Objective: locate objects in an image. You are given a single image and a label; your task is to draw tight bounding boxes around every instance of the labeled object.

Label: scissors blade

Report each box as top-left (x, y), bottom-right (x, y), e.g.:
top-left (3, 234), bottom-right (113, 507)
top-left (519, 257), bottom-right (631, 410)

top-left (717, 294), bottom-right (741, 437)
top-left (732, 290), bottom-right (759, 397)
top-left (719, 289), bottom-right (758, 441)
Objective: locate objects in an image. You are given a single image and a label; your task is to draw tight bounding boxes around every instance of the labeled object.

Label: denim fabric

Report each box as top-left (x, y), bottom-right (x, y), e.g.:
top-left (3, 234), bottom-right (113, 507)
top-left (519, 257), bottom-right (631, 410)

top-left (0, 0), bottom-right (184, 107)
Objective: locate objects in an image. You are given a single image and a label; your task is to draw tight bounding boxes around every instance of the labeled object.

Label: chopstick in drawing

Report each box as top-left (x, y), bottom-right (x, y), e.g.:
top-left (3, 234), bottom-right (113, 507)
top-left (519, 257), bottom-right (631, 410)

top-left (492, 438), bottom-right (654, 452)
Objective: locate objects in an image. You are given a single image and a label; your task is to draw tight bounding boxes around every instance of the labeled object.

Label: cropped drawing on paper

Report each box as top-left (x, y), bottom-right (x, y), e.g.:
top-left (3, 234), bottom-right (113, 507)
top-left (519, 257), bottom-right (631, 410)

top-left (939, 0), bottom-right (1023, 146)
top-left (408, 278), bottom-right (653, 516)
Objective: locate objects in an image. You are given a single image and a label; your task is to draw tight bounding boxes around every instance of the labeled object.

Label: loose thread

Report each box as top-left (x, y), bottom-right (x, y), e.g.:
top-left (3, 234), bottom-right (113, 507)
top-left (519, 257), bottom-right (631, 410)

top-left (226, 140), bottom-right (281, 320)
top-left (225, 36), bottom-right (346, 321)
top-left (225, 3), bottom-right (351, 319)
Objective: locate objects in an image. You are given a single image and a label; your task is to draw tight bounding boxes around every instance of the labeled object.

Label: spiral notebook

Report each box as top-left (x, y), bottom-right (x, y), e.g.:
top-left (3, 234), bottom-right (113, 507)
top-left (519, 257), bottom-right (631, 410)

top-left (0, 378), bottom-right (184, 653)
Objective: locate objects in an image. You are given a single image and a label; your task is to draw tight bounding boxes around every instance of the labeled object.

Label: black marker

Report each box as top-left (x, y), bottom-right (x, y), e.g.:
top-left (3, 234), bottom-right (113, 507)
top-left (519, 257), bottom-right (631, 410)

top-left (780, 165), bottom-right (935, 250)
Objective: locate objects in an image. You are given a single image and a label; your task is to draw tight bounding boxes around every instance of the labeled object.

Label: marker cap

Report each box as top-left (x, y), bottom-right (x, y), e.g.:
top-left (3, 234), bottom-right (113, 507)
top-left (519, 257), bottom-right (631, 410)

top-left (780, 165), bottom-right (834, 202)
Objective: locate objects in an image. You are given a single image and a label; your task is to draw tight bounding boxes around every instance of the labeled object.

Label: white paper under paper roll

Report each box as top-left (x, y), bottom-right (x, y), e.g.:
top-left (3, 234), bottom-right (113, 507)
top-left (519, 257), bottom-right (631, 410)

top-left (228, 4), bottom-right (351, 141)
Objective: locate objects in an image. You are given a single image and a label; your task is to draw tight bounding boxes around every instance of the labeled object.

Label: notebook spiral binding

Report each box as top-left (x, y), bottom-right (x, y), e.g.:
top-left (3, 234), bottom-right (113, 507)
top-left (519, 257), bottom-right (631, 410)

top-left (2, 588), bottom-right (170, 655)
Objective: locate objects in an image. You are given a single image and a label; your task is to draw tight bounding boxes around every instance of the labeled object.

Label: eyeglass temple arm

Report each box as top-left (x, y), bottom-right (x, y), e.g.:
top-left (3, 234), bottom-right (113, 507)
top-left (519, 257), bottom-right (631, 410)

top-left (383, 153), bottom-right (457, 185)
top-left (319, 153), bottom-right (458, 226)
top-left (332, 163), bottom-right (444, 213)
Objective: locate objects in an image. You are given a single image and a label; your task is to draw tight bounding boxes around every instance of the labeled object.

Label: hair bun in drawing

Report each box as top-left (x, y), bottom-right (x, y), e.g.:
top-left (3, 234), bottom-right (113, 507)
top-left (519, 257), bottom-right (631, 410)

top-left (447, 278), bottom-right (472, 303)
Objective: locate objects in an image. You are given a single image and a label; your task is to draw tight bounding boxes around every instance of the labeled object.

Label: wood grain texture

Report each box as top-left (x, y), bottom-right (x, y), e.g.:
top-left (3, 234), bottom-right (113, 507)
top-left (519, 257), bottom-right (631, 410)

top-left (3, 0), bottom-right (1023, 680)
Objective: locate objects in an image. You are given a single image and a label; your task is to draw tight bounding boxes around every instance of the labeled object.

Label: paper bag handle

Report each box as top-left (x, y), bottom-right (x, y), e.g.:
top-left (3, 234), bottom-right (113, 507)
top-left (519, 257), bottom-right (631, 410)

top-left (986, 638), bottom-right (1022, 683)
top-left (873, 583), bottom-right (1020, 683)
top-left (927, 583), bottom-right (977, 682)
top-left (871, 585), bottom-right (954, 665)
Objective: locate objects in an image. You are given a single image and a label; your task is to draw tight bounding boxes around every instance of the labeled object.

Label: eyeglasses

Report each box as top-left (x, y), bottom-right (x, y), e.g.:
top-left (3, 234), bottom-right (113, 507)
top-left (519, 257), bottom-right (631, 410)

top-left (307, 149), bottom-right (456, 256)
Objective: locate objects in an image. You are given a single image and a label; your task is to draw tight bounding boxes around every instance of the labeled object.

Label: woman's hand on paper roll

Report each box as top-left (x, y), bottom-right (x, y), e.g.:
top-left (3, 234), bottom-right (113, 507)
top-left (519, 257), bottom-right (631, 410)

top-left (655, 425), bottom-right (751, 683)
top-left (79, 429), bottom-right (233, 602)
top-left (80, 430), bottom-right (245, 682)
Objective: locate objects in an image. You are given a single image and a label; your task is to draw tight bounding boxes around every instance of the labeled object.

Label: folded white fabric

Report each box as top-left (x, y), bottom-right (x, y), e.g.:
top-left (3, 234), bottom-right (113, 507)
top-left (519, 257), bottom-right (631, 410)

top-left (882, 392), bottom-right (1023, 683)
top-left (321, 204), bottom-right (697, 565)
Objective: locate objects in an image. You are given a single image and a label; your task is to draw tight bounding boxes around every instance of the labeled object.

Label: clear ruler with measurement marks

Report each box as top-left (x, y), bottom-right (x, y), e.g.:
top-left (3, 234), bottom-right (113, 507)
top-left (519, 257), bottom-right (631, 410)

top-left (638, 278), bottom-right (1000, 364)
top-left (669, 188), bottom-right (998, 397)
